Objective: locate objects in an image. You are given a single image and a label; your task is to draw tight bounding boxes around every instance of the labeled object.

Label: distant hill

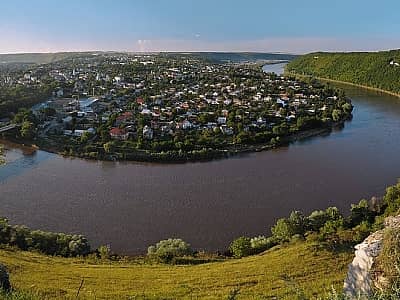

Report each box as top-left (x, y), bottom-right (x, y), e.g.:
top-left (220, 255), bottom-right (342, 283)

top-left (0, 51), bottom-right (297, 65)
top-left (0, 52), bottom-right (111, 64)
top-left (0, 52), bottom-right (78, 64)
top-left (179, 52), bottom-right (298, 63)
top-left (286, 49), bottom-right (400, 95)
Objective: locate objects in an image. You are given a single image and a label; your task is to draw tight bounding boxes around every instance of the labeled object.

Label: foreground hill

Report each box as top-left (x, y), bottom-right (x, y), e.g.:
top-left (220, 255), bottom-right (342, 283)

top-left (0, 241), bottom-right (351, 300)
top-left (286, 50), bottom-right (400, 95)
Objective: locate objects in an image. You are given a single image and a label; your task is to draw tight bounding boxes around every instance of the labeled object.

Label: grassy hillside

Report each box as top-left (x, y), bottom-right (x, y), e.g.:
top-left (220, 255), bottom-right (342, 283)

top-left (0, 241), bottom-right (352, 299)
top-left (286, 50), bottom-right (400, 95)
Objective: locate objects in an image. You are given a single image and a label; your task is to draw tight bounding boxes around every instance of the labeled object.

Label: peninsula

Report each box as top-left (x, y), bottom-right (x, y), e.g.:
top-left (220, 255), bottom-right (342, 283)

top-left (0, 53), bottom-right (352, 162)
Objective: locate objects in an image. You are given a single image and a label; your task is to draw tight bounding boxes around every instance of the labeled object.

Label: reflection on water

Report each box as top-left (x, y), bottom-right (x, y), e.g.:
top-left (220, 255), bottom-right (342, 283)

top-left (1, 72), bottom-right (400, 254)
top-left (0, 141), bottom-right (53, 181)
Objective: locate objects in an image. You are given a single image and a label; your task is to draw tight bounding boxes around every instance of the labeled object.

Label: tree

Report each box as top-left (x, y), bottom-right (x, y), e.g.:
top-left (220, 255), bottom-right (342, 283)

top-left (383, 181), bottom-right (400, 215)
top-left (147, 238), bottom-right (192, 263)
top-left (0, 145), bottom-right (4, 165)
top-left (229, 236), bottom-right (252, 258)
top-left (272, 123), bottom-right (289, 136)
top-left (20, 121), bottom-right (35, 139)
top-left (332, 109), bottom-right (343, 122)
top-left (349, 199), bottom-right (374, 227)
top-left (287, 211), bottom-right (308, 235)
top-left (271, 218), bottom-right (296, 243)
top-left (103, 142), bottom-right (114, 154)
top-left (80, 131), bottom-right (91, 143)
top-left (342, 103), bottom-right (353, 114)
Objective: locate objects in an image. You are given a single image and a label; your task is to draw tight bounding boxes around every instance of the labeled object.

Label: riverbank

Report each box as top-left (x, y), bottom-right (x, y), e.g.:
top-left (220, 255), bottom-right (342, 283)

top-left (287, 72), bottom-right (400, 99)
top-left (2, 122), bottom-right (342, 164)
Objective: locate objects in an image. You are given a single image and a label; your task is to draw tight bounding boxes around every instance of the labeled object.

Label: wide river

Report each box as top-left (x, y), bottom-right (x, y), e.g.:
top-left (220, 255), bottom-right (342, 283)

top-left (1, 63), bottom-right (400, 254)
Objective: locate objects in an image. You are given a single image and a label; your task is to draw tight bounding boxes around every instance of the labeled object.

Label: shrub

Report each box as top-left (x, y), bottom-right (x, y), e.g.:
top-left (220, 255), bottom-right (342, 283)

top-left (351, 221), bottom-right (372, 244)
top-left (0, 218), bottom-right (91, 257)
top-left (271, 218), bottom-right (296, 243)
top-left (229, 236), bottom-right (252, 258)
top-left (383, 182), bottom-right (400, 216)
top-left (147, 238), bottom-right (192, 263)
top-left (349, 199), bottom-right (375, 227)
top-left (374, 228), bottom-right (400, 285)
top-left (0, 264), bottom-right (10, 292)
top-left (250, 236), bottom-right (276, 253)
top-left (97, 245), bottom-right (111, 260)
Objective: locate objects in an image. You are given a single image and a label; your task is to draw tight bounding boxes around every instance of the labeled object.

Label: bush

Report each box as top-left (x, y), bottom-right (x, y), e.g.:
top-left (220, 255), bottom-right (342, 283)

top-left (147, 238), bottom-right (192, 263)
top-left (307, 209), bottom-right (332, 231)
top-left (374, 228), bottom-right (400, 285)
top-left (383, 182), bottom-right (400, 216)
top-left (0, 218), bottom-right (91, 257)
top-left (229, 237), bottom-right (252, 258)
top-left (349, 199), bottom-right (375, 227)
top-left (0, 264), bottom-right (10, 292)
top-left (97, 245), bottom-right (111, 260)
top-left (271, 211), bottom-right (309, 243)
top-left (250, 236), bottom-right (276, 253)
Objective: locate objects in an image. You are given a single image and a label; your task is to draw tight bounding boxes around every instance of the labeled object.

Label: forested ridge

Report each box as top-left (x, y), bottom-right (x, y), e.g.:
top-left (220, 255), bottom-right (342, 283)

top-left (286, 50), bottom-right (400, 95)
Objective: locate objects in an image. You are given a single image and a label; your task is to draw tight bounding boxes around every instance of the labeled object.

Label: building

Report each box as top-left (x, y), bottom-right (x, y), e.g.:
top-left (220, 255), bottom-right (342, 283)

top-left (143, 125), bottom-right (153, 140)
top-left (109, 128), bottom-right (129, 140)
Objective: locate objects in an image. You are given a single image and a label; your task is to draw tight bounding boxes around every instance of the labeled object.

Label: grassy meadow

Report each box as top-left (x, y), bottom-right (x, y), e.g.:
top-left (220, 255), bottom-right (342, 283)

top-left (0, 241), bottom-right (352, 300)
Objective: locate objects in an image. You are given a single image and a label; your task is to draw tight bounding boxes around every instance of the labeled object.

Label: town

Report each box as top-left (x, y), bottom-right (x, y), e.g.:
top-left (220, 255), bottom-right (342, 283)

top-left (0, 53), bottom-right (353, 161)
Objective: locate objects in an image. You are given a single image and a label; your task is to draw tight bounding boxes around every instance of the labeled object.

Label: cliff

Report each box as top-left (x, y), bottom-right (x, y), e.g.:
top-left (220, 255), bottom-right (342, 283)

top-left (344, 215), bottom-right (400, 298)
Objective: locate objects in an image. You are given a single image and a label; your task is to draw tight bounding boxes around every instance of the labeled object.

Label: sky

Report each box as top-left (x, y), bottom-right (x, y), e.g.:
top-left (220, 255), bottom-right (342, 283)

top-left (1, 0), bottom-right (400, 54)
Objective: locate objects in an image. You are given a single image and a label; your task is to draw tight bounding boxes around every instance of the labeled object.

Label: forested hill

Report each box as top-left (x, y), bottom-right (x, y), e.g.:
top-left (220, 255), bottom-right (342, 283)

top-left (286, 50), bottom-right (400, 95)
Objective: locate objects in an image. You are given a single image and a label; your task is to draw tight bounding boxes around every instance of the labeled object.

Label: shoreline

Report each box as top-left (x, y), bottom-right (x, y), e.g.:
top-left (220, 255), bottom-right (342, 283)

top-left (287, 72), bottom-right (400, 99)
top-left (1, 124), bottom-right (339, 164)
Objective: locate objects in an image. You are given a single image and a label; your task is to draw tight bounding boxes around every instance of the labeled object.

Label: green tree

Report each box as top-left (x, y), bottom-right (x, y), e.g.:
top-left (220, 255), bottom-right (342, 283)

top-left (229, 236), bottom-right (252, 258)
top-left (271, 218), bottom-right (296, 243)
top-left (147, 238), bottom-right (192, 263)
top-left (20, 121), bottom-right (35, 139)
top-left (331, 109), bottom-right (343, 122)
top-left (383, 181), bottom-right (400, 215)
top-left (103, 142), bottom-right (114, 154)
top-left (80, 131), bottom-right (91, 143)
top-left (0, 145), bottom-right (4, 165)
top-left (349, 199), bottom-right (374, 227)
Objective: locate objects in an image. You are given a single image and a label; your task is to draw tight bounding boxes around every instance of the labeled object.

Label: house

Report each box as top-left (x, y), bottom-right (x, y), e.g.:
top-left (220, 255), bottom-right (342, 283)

top-left (55, 88), bottom-right (64, 97)
top-left (143, 125), bottom-right (153, 140)
top-left (220, 125), bottom-right (234, 135)
top-left (115, 111), bottom-right (134, 126)
top-left (109, 128), bottom-right (129, 140)
top-left (276, 98), bottom-right (288, 107)
top-left (217, 117), bottom-right (227, 125)
top-left (182, 120), bottom-right (193, 130)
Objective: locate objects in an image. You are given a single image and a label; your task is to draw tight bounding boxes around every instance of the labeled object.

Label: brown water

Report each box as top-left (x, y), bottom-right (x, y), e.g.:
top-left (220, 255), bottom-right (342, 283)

top-left (1, 73), bottom-right (400, 254)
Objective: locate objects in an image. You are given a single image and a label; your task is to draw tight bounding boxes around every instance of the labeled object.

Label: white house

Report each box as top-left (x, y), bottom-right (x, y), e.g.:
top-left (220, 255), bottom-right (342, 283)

top-left (143, 125), bottom-right (153, 140)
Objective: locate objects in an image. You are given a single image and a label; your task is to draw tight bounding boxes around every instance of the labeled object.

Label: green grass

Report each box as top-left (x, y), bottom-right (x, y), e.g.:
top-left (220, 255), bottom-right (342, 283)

top-left (0, 241), bottom-right (353, 300)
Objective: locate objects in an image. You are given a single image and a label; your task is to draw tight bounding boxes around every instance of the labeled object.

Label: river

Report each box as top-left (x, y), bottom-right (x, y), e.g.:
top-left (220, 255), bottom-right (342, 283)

top-left (1, 63), bottom-right (400, 254)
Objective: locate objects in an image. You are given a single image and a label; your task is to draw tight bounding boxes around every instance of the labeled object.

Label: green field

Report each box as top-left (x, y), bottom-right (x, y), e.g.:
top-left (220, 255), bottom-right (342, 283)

top-left (0, 241), bottom-right (352, 300)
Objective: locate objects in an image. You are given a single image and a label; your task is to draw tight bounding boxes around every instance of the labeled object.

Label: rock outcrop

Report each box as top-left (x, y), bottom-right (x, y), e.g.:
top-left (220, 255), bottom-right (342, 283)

top-left (343, 215), bottom-right (400, 298)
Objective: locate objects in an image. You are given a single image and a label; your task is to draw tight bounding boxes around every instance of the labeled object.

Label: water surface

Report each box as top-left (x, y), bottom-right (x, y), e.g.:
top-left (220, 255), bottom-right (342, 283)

top-left (1, 65), bottom-right (400, 254)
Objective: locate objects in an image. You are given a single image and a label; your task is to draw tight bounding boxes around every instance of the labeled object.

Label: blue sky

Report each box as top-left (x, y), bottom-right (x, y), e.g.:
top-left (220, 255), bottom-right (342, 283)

top-left (1, 0), bottom-right (399, 53)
